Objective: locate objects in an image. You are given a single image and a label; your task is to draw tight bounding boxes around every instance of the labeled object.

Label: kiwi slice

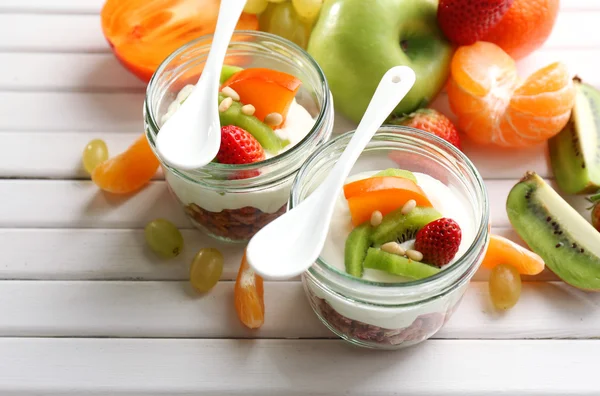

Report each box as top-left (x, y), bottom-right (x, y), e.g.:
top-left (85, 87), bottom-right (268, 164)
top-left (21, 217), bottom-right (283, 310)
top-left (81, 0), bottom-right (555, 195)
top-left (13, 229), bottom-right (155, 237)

top-left (344, 223), bottom-right (372, 277)
top-left (506, 171), bottom-right (600, 290)
top-left (374, 168), bottom-right (417, 183)
top-left (548, 78), bottom-right (600, 194)
top-left (363, 248), bottom-right (440, 280)
top-left (219, 65), bottom-right (243, 84)
top-left (370, 206), bottom-right (442, 246)
top-left (218, 94), bottom-right (289, 154)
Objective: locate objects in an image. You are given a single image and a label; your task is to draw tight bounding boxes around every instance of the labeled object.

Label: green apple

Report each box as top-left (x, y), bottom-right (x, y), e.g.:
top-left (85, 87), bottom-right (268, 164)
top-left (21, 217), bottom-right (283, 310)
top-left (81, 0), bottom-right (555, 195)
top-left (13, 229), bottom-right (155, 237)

top-left (307, 0), bottom-right (453, 123)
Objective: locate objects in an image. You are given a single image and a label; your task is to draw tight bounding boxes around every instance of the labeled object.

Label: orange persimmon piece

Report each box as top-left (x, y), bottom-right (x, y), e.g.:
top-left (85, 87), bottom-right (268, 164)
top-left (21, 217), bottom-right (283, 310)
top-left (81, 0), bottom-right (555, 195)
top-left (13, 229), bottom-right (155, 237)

top-left (221, 68), bottom-right (302, 127)
top-left (482, 234), bottom-right (545, 275)
top-left (344, 176), bottom-right (429, 200)
top-left (101, 0), bottom-right (259, 82)
top-left (91, 134), bottom-right (159, 194)
top-left (234, 252), bottom-right (265, 329)
top-left (347, 190), bottom-right (434, 226)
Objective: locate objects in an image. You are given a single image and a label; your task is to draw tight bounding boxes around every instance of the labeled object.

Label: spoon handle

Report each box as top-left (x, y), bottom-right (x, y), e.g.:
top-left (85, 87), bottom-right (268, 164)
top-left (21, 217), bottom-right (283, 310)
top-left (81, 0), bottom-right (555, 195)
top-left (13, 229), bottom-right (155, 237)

top-left (329, 66), bottom-right (416, 185)
top-left (196, 0), bottom-right (247, 85)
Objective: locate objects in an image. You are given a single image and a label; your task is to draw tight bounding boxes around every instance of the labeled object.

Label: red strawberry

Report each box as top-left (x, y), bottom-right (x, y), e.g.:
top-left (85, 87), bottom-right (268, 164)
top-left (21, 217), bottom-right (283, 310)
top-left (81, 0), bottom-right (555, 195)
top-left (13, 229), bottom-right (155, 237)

top-left (587, 192), bottom-right (600, 232)
top-left (414, 218), bottom-right (462, 267)
top-left (437, 0), bottom-right (514, 45)
top-left (390, 108), bottom-right (461, 149)
top-left (217, 125), bottom-right (265, 165)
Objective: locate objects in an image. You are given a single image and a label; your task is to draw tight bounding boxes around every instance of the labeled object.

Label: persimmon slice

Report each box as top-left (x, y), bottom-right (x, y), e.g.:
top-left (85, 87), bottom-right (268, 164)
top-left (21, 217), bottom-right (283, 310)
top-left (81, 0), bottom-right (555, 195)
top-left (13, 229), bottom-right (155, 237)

top-left (221, 68), bottom-right (302, 127)
top-left (234, 252), bottom-right (264, 329)
top-left (347, 190), bottom-right (433, 226)
top-left (344, 176), bottom-right (428, 200)
top-left (101, 0), bottom-right (259, 82)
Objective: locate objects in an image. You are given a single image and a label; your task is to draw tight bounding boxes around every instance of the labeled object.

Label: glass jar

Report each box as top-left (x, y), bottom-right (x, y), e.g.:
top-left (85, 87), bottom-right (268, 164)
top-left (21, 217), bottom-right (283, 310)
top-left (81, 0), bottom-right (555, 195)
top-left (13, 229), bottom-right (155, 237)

top-left (290, 127), bottom-right (490, 350)
top-left (144, 31), bottom-right (334, 243)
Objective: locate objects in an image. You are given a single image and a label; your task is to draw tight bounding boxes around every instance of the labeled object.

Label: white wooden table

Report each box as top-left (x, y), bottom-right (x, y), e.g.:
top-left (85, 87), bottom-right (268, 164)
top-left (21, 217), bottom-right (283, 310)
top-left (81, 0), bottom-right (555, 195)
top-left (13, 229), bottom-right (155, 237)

top-left (1, 1), bottom-right (599, 394)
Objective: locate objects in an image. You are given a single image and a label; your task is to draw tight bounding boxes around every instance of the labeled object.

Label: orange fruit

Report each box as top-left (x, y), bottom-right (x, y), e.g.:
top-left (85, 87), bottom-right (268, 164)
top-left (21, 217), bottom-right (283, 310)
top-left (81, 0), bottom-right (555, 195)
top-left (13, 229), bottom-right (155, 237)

top-left (482, 234), bottom-right (545, 275)
top-left (91, 134), bottom-right (160, 194)
top-left (447, 41), bottom-right (576, 147)
top-left (482, 0), bottom-right (559, 60)
top-left (234, 252), bottom-right (265, 329)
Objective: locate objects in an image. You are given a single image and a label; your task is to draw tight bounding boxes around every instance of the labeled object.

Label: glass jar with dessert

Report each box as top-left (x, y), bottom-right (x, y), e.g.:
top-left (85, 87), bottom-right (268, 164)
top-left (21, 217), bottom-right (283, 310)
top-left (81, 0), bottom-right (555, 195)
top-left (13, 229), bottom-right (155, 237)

top-left (144, 31), bottom-right (333, 243)
top-left (290, 126), bottom-right (490, 349)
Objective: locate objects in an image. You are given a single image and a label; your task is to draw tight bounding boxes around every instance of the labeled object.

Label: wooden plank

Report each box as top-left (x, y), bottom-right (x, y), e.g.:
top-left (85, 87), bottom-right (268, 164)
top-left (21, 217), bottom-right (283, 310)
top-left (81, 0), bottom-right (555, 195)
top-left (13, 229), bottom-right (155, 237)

top-left (1, 338), bottom-right (599, 395)
top-left (0, 53), bottom-right (144, 90)
top-left (0, 15), bottom-right (107, 53)
top-left (0, 179), bottom-right (591, 229)
top-left (0, 280), bottom-right (595, 339)
top-left (0, 0), bottom-right (103, 14)
top-left (0, 130), bottom-right (553, 179)
top-left (0, 226), bottom-right (548, 281)
top-left (0, 12), bottom-right (597, 55)
top-left (0, 92), bottom-right (144, 132)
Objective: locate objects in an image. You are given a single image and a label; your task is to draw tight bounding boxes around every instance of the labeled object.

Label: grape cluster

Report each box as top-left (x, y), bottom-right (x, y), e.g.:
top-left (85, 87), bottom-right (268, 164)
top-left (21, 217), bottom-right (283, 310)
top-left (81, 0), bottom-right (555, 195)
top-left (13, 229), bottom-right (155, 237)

top-left (244, 0), bottom-right (324, 49)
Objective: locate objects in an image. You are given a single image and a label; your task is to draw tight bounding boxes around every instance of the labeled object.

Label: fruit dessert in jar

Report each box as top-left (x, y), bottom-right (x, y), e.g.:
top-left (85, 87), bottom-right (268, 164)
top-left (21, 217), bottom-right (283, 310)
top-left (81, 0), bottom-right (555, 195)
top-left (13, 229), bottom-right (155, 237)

top-left (291, 127), bottom-right (489, 349)
top-left (144, 31), bottom-right (333, 242)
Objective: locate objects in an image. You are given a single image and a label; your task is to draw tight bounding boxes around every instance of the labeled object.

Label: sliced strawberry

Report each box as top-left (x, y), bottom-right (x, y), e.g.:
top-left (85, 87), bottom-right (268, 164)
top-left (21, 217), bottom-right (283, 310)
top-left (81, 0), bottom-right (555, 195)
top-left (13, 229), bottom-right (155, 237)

top-left (414, 218), bottom-right (462, 267)
top-left (437, 0), bottom-right (514, 46)
top-left (217, 125), bottom-right (265, 165)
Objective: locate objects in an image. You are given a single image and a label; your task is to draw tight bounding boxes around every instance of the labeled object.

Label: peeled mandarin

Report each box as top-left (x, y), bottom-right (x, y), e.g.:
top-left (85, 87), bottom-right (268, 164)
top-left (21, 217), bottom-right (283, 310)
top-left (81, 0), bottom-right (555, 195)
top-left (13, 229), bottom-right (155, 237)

top-left (482, 234), bottom-right (545, 275)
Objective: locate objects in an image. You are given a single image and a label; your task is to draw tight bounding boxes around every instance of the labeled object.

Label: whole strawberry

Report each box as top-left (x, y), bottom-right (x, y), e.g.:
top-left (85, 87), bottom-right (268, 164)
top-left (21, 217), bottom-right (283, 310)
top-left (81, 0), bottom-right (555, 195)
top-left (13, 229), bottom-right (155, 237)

top-left (217, 125), bottom-right (265, 165)
top-left (389, 108), bottom-right (461, 149)
top-left (414, 218), bottom-right (462, 267)
top-left (437, 0), bottom-right (514, 45)
top-left (588, 192), bottom-right (600, 232)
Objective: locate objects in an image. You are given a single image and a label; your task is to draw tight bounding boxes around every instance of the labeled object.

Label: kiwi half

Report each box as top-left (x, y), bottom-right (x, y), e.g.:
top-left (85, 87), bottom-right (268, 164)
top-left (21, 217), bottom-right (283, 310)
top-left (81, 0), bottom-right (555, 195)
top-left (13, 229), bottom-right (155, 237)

top-left (548, 78), bottom-right (600, 194)
top-left (506, 171), bottom-right (600, 290)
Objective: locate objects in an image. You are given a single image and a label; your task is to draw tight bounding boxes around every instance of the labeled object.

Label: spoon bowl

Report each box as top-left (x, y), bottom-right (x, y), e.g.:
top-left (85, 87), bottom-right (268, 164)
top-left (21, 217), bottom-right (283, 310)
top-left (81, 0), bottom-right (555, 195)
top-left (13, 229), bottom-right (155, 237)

top-left (155, 0), bottom-right (247, 171)
top-left (247, 66), bottom-right (416, 280)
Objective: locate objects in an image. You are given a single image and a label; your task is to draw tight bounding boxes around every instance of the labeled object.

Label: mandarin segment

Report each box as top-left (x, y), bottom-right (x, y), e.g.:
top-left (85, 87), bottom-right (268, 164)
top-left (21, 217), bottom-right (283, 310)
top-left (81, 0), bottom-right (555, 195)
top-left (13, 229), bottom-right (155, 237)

top-left (447, 41), bottom-right (576, 147)
top-left (482, 234), bottom-right (545, 275)
top-left (91, 134), bottom-right (159, 194)
top-left (234, 252), bottom-right (265, 329)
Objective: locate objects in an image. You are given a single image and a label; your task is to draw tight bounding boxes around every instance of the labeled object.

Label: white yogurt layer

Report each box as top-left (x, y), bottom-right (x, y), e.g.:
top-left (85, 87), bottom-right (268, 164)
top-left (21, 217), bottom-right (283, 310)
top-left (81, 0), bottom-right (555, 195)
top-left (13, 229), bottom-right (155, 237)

top-left (160, 84), bottom-right (316, 213)
top-left (310, 170), bottom-right (478, 329)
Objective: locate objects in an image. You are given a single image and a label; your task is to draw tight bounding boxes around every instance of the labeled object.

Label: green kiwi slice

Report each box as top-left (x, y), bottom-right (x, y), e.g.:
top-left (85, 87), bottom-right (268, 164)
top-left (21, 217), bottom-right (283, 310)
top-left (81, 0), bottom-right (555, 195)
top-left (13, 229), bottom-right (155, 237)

top-left (548, 78), bottom-right (600, 194)
top-left (374, 168), bottom-right (417, 183)
top-left (219, 65), bottom-right (243, 84)
top-left (218, 94), bottom-right (289, 154)
top-left (344, 223), bottom-right (372, 277)
top-left (370, 206), bottom-right (442, 246)
top-left (506, 171), bottom-right (600, 290)
top-left (363, 248), bottom-right (440, 280)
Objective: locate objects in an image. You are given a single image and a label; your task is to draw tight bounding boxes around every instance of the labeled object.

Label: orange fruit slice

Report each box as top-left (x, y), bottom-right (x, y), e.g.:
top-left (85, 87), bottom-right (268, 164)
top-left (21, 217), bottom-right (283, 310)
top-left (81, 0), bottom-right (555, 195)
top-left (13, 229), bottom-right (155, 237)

top-left (482, 234), bottom-right (545, 275)
top-left (344, 177), bottom-right (433, 226)
top-left (91, 134), bottom-right (160, 194)
top-left (234, 252), bottom-right (264, 329)
top-left (101, 0), bottom-right (259, 82)
top-left (447, 41), bottom-right (576, 148)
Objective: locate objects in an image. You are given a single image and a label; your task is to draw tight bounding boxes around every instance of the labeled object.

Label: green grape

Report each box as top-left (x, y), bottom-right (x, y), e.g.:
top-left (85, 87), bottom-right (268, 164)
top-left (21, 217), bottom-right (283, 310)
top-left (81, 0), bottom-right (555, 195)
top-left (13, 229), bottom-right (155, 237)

top-left (489, 264), bottom-right (522, 310)
top-left (144, 219), bottom-right (184, 259)
top-left (292, 0), bottom-right (322, 24)
top-left (244, 0), bottom-right (269, 14)
top-left (259, 2), bottom-right (312, 49)
top-left (190, 248), bottom-right (224, 293)
top-left (82, 139), bottom-right (108, 174)
top-left (267, 0), bottom-right (287, 3)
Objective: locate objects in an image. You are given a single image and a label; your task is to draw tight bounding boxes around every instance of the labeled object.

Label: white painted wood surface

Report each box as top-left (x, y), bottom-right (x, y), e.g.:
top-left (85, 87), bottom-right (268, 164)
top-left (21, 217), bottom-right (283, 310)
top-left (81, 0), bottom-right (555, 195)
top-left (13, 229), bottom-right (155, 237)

top-left (1, 2), bottom-right (600, 394)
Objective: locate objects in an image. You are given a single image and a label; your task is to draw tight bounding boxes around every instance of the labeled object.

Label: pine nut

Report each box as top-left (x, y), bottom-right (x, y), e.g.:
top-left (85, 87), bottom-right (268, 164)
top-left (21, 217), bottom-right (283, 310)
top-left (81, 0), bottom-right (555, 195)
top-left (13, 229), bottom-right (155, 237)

top-left (381, 242), bottom-right (406, 256)
top-left (401, 199), bottom-right (417, 215)
top-left (218, 97), bottom-right (233, 112)
top-left (221, 86), bottom-right (240, 101)
top-left (370, 210), bottom-right (383, 227)
top-left (241, 104), bottom-right (256, 116)
top-left (406, 249), bottom-right (423, 262)
top-left (264, 112), bottom-right (283, 127)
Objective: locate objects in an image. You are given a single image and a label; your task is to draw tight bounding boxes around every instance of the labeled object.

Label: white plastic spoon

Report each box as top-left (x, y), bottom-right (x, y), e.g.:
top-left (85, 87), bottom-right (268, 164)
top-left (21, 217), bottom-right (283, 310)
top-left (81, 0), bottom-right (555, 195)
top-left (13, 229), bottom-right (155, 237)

top-left (246, 66), bottom-right (417, 280)
top-left (155, 0), bottom-right (247, 171)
